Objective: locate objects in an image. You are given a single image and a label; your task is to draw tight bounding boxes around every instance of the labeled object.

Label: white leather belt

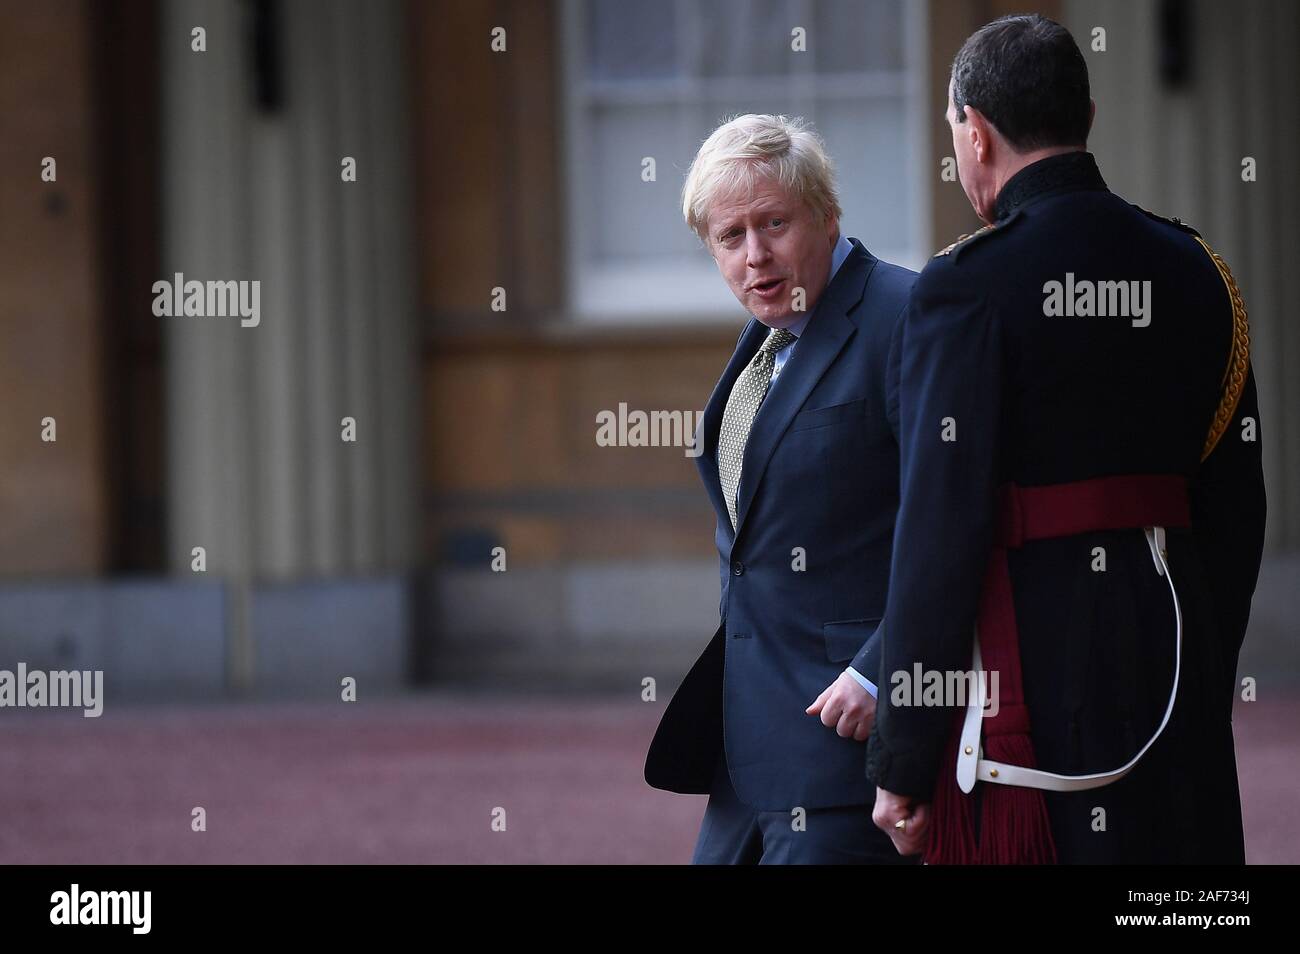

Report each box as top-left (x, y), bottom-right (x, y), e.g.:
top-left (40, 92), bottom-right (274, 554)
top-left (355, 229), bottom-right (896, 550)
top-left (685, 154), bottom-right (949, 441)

top-left (956, 526), bottom-right (1180, 794)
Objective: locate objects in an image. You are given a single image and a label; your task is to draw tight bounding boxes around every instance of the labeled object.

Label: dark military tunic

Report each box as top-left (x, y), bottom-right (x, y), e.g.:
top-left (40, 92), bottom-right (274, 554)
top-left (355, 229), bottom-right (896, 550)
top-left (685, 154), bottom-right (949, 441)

top-left (865, 151), bottom-right (1266, 863)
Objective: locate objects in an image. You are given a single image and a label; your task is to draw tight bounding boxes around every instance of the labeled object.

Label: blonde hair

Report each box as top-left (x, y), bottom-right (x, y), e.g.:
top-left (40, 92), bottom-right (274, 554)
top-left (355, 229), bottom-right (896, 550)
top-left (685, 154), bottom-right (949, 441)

top-left (682, 114), bottom-right (842, 241)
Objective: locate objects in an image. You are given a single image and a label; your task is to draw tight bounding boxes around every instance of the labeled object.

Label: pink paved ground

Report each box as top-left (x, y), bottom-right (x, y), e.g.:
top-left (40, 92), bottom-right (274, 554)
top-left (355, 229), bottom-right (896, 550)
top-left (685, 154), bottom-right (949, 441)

top-left (1, 693), bottom-right (1296, 864)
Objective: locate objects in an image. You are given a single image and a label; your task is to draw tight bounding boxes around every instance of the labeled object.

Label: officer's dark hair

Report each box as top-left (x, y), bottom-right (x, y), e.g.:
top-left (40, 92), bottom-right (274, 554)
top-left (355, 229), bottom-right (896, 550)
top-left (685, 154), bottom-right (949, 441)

top-left (950, 14), bottom-right (1091, 151)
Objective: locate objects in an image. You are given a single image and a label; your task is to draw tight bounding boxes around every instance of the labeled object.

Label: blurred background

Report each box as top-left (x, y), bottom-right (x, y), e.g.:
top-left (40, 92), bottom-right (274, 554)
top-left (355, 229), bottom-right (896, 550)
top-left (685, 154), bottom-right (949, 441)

top-left (0, 0), bottom-right (1296, 863)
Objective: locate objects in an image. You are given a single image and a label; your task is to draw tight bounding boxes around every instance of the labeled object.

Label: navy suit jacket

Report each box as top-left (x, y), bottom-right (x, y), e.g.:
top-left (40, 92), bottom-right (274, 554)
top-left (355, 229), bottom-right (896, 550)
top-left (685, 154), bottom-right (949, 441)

top-left (644, 238), bottom-right (917, 811)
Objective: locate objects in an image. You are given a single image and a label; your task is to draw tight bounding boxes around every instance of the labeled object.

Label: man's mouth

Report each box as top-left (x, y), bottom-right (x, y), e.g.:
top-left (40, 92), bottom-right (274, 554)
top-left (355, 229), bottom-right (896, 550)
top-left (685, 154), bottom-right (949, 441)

top-left (749, 277), bottom-right (786, 300)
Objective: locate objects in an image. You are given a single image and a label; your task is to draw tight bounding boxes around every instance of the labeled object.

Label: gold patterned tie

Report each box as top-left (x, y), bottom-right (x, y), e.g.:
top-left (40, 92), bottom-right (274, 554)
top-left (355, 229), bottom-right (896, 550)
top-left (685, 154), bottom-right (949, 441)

top-left (717, 326), bottom-right (797, 529)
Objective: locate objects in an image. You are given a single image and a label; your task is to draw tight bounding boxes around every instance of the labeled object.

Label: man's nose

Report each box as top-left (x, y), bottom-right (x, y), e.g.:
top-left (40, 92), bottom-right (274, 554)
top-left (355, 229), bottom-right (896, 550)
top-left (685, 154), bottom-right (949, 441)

top-left (745, 230), bottom-right (772, 267)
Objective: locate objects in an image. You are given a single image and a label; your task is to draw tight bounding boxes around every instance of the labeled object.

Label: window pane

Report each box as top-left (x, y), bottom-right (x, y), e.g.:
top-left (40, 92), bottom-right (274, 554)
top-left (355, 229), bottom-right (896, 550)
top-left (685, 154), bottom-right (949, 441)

top-left (586, 104), bottom-right (703, 261)
top-left (693, 0), bottom-right (798, 79)
top-left (813, 0), bottom-right (905, 73)
top-left (817, 99), bottom-right (912, 254)
top-left (586, 0), bottom-right (678, 81)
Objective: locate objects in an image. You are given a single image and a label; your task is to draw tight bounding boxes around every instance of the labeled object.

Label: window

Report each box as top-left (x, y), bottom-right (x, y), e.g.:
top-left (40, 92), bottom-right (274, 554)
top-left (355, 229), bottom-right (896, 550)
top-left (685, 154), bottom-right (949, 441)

top-left (562, 0), bottom-right (930, 322)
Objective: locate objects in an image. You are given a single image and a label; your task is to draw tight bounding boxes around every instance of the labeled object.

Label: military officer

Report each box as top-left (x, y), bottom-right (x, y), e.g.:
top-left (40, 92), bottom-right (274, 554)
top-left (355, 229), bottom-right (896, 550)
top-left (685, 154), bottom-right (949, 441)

top-left (865, 14), bottom-right (1266, 864)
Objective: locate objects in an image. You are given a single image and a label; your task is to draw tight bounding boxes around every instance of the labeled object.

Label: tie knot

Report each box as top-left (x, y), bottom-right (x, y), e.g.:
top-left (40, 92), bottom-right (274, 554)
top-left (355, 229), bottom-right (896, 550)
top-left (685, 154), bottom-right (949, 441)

top-left (759, 327), bottom-right (797, 355)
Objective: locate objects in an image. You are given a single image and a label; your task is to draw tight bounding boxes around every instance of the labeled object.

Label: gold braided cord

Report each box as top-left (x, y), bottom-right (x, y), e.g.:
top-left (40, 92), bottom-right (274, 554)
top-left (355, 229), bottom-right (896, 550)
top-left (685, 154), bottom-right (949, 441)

top-left (1194, 235), bottom-right (1250, 461)
top-left (934, 223), bottom-right (995, 257)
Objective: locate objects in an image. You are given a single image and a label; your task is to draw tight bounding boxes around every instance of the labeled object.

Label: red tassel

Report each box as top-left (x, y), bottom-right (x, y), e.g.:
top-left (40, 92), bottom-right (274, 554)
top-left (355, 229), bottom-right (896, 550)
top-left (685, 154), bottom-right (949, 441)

top-left (976, 733), bottom-right (1057, 864)
top-left (923, 726), bottom-right (978, 864)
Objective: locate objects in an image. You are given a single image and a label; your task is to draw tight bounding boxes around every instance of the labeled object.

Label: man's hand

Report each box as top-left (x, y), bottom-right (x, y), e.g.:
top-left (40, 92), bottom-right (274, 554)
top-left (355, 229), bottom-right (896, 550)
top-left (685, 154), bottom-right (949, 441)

top-left (872, 787), bottom-right (930, 856)
top-left (806, 672), bottom-right (876, 741)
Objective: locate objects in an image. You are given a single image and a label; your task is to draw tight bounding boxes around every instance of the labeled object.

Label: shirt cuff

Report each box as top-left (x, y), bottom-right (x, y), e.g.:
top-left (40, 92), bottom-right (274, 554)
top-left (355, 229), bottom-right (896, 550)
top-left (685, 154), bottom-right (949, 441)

top-left (844, 665), bottom-right (878, 699)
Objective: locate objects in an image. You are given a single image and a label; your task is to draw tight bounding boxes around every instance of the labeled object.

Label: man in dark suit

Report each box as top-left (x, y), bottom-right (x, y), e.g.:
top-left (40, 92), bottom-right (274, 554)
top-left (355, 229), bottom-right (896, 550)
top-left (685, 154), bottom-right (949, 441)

top-left (643, 114), bottom-right (918, 863)
top-left (867, 15), bottom-right (1266, 864)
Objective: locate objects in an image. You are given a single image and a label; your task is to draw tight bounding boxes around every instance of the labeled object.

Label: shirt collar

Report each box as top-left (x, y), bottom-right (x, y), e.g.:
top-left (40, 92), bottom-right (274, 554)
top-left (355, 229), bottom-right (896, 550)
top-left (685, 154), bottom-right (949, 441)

top-left (782, 233), bottom-right (854, 339)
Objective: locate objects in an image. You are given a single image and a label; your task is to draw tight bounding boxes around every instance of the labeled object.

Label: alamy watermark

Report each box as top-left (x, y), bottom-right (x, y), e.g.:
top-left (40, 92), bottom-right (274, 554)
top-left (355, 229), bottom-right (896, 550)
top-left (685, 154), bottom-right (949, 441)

top-left (152, 273), bottom-right (261, 327)
top-left (0, 663), bottom-right (103, 717)
top-left (595, 403), bottom-right (704, 458)
top-left (890, 664), bottom-right (1000, 717)
top-left (1042, 273), bottom-right (1151, 327)
top-left (50, 884), bottom-right (150, 934)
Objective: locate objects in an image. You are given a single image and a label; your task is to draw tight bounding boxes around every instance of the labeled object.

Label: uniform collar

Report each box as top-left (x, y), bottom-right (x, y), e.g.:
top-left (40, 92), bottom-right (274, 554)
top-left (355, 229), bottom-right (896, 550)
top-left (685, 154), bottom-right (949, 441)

top-left (994, 150), bottom-right (1108, 222)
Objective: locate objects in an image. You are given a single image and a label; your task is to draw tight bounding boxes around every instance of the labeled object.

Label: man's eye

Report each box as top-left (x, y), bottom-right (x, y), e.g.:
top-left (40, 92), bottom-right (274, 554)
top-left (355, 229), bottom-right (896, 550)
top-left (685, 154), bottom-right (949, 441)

top-left (768, 218), bottom-right (784, 228)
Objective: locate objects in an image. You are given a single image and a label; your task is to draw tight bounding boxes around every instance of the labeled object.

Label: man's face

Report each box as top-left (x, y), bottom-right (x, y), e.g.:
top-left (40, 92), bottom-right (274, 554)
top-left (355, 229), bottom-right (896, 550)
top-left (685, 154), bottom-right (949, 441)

top-left (705, 177), bottom-right (837, 328)
top-left (948, 78), bottom-right (992, 221)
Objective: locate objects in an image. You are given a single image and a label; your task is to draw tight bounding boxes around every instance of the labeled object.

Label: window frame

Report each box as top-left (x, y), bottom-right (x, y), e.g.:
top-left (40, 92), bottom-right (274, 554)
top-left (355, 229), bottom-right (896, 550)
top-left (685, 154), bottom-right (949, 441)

top-left (560, 0), bottom-right (931, 325)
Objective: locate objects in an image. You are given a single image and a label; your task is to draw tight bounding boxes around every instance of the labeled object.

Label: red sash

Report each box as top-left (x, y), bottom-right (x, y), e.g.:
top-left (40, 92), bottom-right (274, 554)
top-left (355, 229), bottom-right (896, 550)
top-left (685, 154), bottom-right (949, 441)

top-left (925, 474), bottom-right (1191, 865)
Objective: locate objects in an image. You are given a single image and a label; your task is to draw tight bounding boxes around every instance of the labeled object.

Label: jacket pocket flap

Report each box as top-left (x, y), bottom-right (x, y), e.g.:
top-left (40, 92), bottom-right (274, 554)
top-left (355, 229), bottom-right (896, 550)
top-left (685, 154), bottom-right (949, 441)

top-left (790, 397), bottom-right (866, 431)
top-left (822, 616), bottom-right (882, 663)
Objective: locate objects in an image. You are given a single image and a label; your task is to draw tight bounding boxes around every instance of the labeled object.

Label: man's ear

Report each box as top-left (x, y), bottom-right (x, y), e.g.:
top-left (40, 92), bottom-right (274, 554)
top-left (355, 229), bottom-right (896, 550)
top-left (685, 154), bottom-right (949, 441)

top-left (1088, 99), bottom-right (1096, 134)
top-left (964, 105), bottom-right (992, 163)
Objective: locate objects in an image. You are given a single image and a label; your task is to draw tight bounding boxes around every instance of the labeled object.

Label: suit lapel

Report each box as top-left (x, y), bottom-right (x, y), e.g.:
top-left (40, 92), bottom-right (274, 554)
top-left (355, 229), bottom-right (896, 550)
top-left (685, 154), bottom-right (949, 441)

top-left (694, 240), bottom-right (879, 544)
top-left (733, 242), bottom-right (877, 538)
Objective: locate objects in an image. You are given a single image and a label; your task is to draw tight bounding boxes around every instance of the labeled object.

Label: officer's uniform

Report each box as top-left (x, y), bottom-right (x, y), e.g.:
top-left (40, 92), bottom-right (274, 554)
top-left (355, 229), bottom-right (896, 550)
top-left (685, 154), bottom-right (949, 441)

top-left (864, 151), bottom-right (1266, 864)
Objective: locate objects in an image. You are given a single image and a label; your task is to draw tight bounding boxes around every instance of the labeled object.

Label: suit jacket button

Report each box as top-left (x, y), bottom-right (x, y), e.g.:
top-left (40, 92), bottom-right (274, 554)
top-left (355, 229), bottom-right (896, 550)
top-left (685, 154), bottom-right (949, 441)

top-left (731, 561), bottom-right (745, 576)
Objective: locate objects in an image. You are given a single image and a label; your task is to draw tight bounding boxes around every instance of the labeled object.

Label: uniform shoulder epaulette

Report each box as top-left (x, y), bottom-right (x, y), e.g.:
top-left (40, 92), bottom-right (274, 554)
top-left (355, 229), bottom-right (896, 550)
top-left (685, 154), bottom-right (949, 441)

top-left (933, 223), bottom-right (997, 258)
top-left (933, 212), bottom-right (1025, 262)
top-left (1132, 203), bottom-right (1203, 238)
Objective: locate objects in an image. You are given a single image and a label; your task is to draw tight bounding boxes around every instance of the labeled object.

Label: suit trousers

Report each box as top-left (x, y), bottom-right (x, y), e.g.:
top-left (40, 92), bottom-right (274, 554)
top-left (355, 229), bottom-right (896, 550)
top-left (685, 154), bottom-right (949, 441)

top-left (690, 752), bottom-right (920, 865)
